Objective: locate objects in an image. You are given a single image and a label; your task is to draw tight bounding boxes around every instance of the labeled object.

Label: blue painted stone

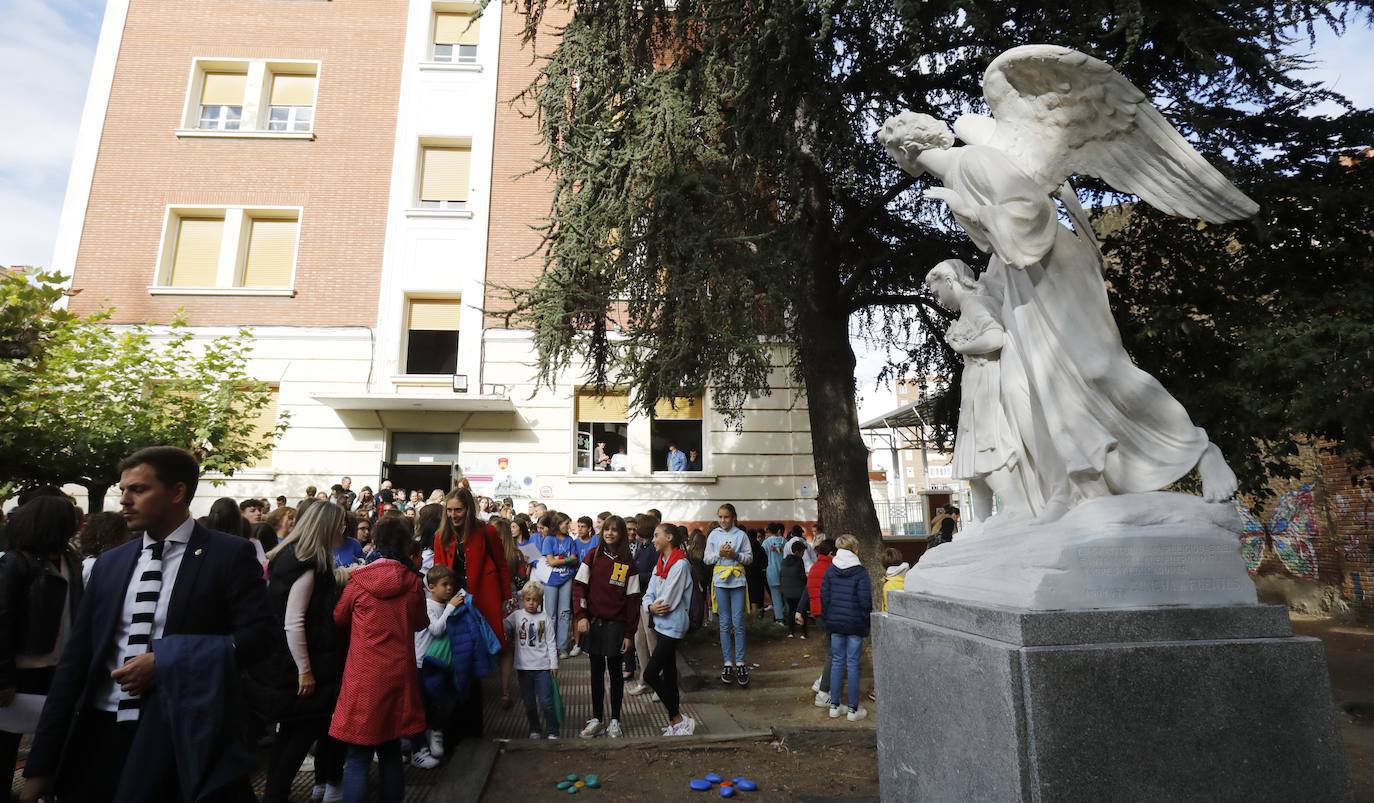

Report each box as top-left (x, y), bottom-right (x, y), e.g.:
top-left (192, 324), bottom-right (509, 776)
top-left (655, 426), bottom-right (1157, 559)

top-left (719, 786), bottom-right (736, 798)
top-left (556, 781), bottom-right (572, 790)
top-left (567, 774), bottom-right (580, 782)
top-left (690, 779), bottom-right (713, 791)
top-left (585, 774), bottom-right (601, 789)
top-left (737, 779), bottom-right (758, 792)
top-left (705, 773), bottom-right (722, 784)
top-left (567, 786), bottom-right (580, 794)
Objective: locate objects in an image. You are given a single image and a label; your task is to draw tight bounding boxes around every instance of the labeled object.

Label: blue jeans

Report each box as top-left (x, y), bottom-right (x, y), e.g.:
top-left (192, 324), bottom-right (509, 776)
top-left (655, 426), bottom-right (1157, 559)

top-left (518, 668), bottom-right (558, 736)
top-left (829, 633), bottom-right (863, 710)
top-left (716, 585), bottom-right (746, 665)
top-left (343, 740), bottom-right (403, 803)
top-left (544, 580), bottom-right (573, 651)
top-left (767, 579), bottom-right (784, 621)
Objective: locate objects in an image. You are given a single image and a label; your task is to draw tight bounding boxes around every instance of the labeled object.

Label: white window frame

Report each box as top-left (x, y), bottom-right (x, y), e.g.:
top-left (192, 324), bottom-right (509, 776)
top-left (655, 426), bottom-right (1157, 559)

top-left (431, 43), bottom-right (478, 64)
top-left (149, 204), bottom-right (303, 296)
top-left (267, 105), bottom-right (314, 133)
top-left (197, 104), bottom-right (242, 131)
top-left (177, 58), bottom-right (321, 140)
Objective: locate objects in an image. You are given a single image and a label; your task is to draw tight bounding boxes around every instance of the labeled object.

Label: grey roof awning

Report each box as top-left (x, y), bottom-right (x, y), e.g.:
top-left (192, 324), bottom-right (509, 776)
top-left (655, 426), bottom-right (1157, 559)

top-left (859, 397), bottom-right (938, 432)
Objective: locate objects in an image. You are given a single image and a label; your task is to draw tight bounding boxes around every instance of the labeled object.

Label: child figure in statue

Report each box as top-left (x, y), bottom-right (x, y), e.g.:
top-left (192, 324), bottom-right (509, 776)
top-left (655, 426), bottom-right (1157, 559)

top-left (925, 259), bottom-right (1040, 525)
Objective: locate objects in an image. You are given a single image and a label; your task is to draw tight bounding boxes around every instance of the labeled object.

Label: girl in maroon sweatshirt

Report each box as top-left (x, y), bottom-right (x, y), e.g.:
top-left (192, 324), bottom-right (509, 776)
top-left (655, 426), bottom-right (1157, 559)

top-left (572, 515), bottom-right (641, 738)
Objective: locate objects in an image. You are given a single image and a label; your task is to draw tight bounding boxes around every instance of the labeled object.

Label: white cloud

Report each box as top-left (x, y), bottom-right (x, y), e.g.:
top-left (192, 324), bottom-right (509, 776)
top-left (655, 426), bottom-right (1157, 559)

top-left (0, 0), bottom-right (102, 267)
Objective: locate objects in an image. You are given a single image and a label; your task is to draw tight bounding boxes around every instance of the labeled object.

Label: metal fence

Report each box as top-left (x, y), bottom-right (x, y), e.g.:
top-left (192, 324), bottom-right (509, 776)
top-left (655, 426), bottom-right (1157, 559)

top-left (875, 498), bottom-right (928, 538)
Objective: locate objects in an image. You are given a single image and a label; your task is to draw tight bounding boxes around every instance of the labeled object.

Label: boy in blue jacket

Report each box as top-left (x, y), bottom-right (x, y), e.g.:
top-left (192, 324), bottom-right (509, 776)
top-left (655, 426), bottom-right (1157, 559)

top-left (820, 534), bottom-right (871, 721)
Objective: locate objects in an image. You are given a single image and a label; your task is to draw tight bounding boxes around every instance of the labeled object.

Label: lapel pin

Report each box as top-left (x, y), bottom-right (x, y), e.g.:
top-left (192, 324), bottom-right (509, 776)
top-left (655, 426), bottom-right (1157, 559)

top-left (195, 548), bottom-right (204, 556)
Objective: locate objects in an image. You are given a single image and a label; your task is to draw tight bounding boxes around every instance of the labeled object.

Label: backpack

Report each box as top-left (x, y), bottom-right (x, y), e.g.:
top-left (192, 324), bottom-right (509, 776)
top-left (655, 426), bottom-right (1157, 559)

top-left (686, 560), bottom-right (708, 633)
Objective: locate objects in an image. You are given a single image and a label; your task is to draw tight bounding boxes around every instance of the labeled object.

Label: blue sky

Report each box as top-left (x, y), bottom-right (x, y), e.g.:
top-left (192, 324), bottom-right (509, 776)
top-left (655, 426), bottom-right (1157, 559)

top-left (2, 0), bottom-right (1370, 416)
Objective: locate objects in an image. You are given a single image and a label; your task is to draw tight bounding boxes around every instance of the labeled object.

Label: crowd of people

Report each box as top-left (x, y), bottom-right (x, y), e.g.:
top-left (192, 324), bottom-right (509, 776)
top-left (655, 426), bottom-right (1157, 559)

top-left (0, 448), bottom-right (907, 802)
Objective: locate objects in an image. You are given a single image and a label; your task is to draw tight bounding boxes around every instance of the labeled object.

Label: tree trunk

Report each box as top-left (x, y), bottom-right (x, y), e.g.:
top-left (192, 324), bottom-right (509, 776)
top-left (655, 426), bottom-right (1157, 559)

top-left (84, 483), bottom-right (110, 514)
top-left (798, 304), bottom-right (886, 608)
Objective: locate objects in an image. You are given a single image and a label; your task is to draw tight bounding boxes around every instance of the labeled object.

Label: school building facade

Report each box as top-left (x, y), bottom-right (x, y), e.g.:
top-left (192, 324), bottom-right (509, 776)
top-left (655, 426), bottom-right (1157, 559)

top-left (54, 0), bottom-right (818, 523)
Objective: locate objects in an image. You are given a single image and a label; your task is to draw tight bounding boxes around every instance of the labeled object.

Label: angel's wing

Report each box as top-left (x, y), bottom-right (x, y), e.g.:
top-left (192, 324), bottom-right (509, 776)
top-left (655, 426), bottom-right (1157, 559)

top-left (983, 45), bottom-right (1258, 223)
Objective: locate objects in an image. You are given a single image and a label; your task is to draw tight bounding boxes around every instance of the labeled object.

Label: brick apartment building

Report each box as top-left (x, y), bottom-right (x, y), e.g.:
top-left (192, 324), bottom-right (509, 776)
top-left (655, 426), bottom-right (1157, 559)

top-left (53, 0), bottom-right (818, 522)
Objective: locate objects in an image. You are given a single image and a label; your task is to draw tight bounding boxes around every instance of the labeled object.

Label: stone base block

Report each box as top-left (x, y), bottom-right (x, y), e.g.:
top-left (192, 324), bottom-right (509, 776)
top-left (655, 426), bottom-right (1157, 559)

top-left (874, 592), bottom-right (1350, 802)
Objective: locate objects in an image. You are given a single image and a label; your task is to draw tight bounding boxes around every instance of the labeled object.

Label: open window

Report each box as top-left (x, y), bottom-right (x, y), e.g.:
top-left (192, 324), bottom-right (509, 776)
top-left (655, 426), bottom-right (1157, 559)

top-left (650, 394), bottom-right (704, 471)
top-left (575, 391), bottom-right (630, 473)
top-left (404, 297), bottom-right (461, 375)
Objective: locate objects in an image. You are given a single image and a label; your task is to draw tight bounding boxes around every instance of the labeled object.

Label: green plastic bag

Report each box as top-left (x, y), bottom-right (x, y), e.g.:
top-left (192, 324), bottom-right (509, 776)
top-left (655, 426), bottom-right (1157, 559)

top-left (424, 632), bottom-right (452, 666)
top-left (550, 675), bottom-right (564, 727)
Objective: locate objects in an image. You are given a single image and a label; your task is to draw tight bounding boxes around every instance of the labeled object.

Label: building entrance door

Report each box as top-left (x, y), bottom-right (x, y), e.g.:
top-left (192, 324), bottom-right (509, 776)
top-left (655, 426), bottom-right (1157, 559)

top-left (386, 432), bottom-right (460, 499)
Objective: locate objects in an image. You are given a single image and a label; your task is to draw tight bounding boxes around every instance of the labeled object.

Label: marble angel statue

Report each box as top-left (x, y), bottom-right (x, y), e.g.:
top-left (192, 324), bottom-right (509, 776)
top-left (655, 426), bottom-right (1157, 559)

top-left (881, 45), bottom-right (1258, 524)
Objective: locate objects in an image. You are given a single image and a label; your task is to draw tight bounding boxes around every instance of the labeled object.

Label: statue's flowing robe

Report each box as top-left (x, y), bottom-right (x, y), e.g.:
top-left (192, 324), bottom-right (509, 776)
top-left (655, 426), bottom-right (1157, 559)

top-left (944, 145), bottom-right (1210, 506)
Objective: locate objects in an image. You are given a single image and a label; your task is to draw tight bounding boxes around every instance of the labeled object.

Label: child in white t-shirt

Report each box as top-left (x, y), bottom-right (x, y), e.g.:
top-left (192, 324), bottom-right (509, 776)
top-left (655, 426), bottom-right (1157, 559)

top-left (504, 582), bottom-right (560, 739)
top-left (414, 565), bottom-right (465, 766)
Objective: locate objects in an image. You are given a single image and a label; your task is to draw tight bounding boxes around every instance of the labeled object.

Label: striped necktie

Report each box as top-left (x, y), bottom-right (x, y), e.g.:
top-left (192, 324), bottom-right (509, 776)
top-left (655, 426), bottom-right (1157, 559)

top-left (116, 539), bottom-right (164, 722)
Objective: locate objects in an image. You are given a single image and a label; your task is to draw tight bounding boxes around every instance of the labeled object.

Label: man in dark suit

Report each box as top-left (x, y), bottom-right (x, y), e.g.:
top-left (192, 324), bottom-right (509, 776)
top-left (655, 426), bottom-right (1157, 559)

top-left (20, 446), bottom-right (271, 803)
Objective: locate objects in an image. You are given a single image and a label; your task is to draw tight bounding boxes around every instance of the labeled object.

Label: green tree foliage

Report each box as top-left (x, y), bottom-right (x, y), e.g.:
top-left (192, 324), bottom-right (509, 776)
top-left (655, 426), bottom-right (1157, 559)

top-left (0, 269), bottom-right (74, 360)
top-left (507, 0), bottom-right (1373, 560)
top-left (0, 274), bottom-right (285, 510)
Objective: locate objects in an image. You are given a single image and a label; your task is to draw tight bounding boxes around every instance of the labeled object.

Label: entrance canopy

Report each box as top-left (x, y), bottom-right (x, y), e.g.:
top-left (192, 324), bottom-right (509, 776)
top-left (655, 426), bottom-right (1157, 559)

top-left (859, 397), bottom-right (938, 450)
top-left (310, 392), bottom-right (515, 412)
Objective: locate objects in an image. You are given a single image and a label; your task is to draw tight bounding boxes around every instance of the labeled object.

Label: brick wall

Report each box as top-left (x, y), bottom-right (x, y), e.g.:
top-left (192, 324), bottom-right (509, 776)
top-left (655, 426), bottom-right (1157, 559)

top-left (482, 2), bottom-right (571, 329)
top-left (1241, 442), bottom-right (1373, 615)
top-left (68, 0), bottom-right (407, 327)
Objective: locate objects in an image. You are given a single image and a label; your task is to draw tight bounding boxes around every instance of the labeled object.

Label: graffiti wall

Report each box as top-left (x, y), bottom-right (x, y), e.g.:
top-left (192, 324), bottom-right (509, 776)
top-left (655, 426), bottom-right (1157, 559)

top-left (1237, 483), bottom-right (1320, 582)
top-left (1237, 447), bottom-right (1374, 616)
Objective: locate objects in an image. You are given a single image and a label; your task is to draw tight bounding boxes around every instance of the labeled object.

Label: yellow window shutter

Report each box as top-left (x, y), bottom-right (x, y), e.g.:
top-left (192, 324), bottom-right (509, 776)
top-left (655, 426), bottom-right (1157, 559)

top-left (247, 387), bottom-right (279, 468)
top-left (201, 72), bottom-right (246, 106)
top-left (270, 74), bottom-right (316, 106)
top-left (434, 12), bottom-right (480, 44)
top-left (408, 298), bottom-right (461, 331)
top-left (168, 218), bottom-right (224, 287)
top-left (420, 147), bottom-right (471, 202)
top-left (576, 392), bottom-right (630, 423)
top-left (653, 394), bottom-right (703, 421)
top-left (242, 219), bottom-right (298, 288)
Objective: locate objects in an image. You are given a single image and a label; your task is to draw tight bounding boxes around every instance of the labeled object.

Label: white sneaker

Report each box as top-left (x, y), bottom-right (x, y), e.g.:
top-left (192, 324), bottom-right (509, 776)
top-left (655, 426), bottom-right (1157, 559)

top-left (628, 682), bottom-right (649, 695)
top-left (428, 730), bottom-right (444, 758)
top-left (300, 754), bottom-right (316, 772)
top-left (569, 644), bottom-right (583, 657)
top-left (606, 719), bottom-right (623, 738)
top-left (579, 718), bottom-right (605, 738)
top-left (311, 785), bottom-right (325, 802)
top-left (528, 731), bottom-right (542, 739)
top-left (814, 691), bottom-right (831, 707)
top-left (674, 715), bottom-right (696, 736)
top-left (547, 733), bottom-right (560, 740)
top-left (811, 676), bottom-right (823, 693)
top-left (410, 748), bottom-right (439, 769)
top-left (847, 707), bottom-right (869, 721)
top-left (829, 705), bottom-right (841, 719)
top-left (322, 784), bottom-right (343, 803)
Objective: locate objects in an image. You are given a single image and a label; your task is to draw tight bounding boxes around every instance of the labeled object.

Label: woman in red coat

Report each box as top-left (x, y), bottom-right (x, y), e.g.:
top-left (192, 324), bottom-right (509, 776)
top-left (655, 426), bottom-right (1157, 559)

top-left (434, 487), bottom-right (512, 738)
top-left (330, 516), bottom-right (427, 801)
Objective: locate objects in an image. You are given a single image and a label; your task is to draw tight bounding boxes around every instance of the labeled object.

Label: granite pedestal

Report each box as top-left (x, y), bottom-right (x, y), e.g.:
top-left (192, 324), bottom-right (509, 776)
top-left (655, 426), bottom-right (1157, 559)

top-left (874, 591), bottom-right (1350, 802)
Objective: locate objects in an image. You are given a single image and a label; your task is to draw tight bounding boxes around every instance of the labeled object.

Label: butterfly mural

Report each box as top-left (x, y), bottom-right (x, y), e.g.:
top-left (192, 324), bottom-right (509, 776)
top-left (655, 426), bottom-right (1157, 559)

top-left (1236, 483), bottom-right (1320, 581)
